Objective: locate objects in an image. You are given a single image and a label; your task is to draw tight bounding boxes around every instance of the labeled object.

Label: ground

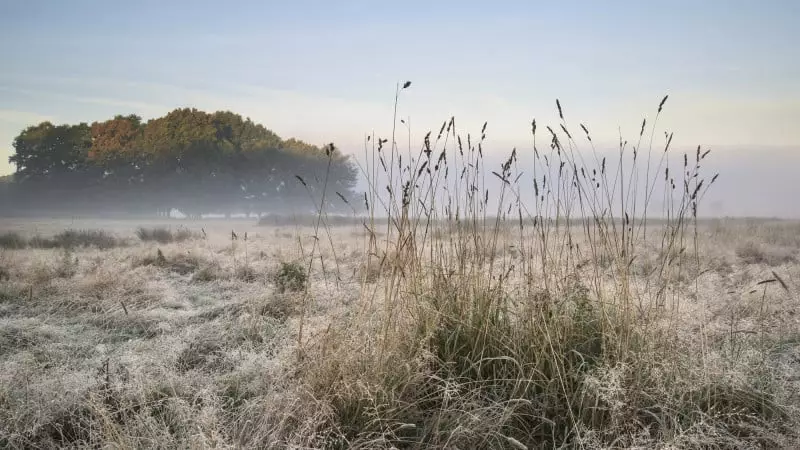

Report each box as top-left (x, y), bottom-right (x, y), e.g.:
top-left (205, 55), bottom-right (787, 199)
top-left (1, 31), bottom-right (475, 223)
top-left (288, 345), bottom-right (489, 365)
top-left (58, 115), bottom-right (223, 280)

top-left (0, 217), bottom-right (799, 448)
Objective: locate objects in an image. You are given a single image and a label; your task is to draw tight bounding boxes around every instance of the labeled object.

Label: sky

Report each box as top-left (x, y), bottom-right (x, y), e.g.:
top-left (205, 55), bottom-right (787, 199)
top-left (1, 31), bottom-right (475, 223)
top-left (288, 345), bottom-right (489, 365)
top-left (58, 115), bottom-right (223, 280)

top-left (0, 0), bottom-right (798, 216)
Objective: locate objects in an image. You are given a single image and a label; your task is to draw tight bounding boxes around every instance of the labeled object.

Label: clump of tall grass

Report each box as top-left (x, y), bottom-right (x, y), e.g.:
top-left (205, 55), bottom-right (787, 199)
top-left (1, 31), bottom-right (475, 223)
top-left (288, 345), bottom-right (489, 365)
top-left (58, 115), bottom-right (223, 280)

top-left (276, 87), bottom-right (794, 448)
top-left (135, 226), bottom-right (195, 244)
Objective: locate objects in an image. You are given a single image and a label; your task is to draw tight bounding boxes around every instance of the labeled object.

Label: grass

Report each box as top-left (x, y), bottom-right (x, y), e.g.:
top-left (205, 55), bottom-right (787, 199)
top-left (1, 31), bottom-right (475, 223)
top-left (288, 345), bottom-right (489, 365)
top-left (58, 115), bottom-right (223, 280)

top-left (276, 91), bottom-right (795, 448)
top-left (0, 90), bottom-right (798, 448)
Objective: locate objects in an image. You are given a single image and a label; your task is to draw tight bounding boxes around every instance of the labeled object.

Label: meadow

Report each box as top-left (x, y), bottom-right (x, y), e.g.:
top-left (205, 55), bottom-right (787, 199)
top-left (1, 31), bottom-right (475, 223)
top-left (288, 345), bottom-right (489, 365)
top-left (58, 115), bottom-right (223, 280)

top-left (2, 100), bottom-right (800, 449)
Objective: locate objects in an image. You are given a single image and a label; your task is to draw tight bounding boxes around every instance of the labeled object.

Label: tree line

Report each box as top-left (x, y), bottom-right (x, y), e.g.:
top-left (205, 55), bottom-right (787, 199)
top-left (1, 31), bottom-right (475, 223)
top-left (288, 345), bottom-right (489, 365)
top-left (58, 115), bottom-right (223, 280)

top-left (1, 108), bottom-right (361, 218)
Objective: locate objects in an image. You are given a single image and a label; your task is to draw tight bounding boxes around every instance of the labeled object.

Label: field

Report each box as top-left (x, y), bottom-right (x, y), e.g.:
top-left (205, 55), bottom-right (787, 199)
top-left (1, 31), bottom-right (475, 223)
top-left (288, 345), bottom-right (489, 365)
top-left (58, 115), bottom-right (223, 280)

top-left (2, 96), bottom-right (800, 448)
top-left (1, 215), bottom-right (799, 449)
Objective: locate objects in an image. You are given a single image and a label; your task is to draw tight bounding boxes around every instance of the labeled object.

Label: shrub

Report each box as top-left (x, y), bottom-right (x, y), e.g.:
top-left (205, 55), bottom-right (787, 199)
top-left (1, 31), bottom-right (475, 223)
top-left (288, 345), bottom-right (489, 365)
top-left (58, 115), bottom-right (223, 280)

top-left (274, 261), bottom-right (307, 293)
top-left (191, 264), bottom-right (222, 282)
top-left (137, 248), bottom-right (207, 277)
top-left (259, 294), bottom-right (297, 322)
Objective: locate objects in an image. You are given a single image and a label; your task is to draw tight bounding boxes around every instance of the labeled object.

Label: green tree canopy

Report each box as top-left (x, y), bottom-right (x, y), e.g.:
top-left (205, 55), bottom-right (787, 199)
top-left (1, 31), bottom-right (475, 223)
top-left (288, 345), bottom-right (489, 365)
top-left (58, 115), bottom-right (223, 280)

top-left (10, 122), bottom-right (91, 182)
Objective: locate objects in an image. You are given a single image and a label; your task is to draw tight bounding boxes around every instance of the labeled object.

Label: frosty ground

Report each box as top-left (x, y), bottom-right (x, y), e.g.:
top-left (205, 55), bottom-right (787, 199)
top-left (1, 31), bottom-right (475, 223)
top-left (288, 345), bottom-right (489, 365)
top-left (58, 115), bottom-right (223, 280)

top-left (1, 217), bottom-right (799, 448)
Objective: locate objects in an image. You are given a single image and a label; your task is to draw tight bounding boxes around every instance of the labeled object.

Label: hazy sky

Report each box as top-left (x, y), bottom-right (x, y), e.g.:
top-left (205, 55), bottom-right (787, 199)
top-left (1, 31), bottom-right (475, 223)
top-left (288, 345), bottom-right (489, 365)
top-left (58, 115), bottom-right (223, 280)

top-left (1, 0), bottom-right (798, 216)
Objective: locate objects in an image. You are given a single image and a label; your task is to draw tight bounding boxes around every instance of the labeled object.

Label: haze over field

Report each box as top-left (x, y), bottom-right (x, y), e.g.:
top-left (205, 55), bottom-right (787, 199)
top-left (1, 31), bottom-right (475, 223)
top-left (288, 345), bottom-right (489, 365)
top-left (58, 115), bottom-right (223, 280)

top-left (1, 0), bottom-right (799, 217)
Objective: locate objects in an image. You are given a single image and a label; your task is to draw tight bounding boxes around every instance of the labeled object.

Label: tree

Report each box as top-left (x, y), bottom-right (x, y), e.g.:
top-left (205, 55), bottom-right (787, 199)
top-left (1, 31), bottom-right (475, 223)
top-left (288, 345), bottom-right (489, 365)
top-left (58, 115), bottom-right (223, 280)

top-left (89, 114), bottom-right (143, 166)
top-left (10, 122), bottom-right (91, 182)
top-left (4, 108), bottom-right (362, 217)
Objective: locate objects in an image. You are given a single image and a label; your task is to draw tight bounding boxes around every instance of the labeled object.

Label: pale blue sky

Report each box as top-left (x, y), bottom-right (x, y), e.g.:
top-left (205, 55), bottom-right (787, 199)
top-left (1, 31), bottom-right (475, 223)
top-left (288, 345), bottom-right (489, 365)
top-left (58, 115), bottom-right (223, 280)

top-left (1, 0), bottom-right (799, 215)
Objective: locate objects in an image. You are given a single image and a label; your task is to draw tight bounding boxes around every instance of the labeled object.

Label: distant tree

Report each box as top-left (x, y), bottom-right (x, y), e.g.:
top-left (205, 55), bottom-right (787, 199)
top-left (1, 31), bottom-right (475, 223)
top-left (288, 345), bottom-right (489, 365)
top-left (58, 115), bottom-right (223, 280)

top-left (10, 122), bottom-right (91, 182)
top-left (89, 115), bottom-right (143, 166)
top-left (212, 110), bottom-right (282, 153)
top-left (5, 108), bottom-right (362, 217)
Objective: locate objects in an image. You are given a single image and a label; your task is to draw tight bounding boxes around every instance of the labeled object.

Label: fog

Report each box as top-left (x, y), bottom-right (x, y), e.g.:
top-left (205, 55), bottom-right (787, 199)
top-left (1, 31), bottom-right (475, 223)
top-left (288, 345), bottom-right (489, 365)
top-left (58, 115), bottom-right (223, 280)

top-left (2, 146), bottom-right (797, 222)
top-left (348, 142), bottom-right (800, 221)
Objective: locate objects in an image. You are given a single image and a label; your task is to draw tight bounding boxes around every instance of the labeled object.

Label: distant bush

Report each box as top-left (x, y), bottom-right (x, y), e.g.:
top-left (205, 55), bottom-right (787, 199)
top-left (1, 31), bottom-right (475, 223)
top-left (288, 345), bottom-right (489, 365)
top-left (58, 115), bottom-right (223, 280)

top-left (52, 229), bottom-right (121, 249)
top-left (1, 229), bottom-right (122, 249)
top-left (0, 232), bottom-right (26, 249)
top-left (136, 226), bottom-right (195, 244)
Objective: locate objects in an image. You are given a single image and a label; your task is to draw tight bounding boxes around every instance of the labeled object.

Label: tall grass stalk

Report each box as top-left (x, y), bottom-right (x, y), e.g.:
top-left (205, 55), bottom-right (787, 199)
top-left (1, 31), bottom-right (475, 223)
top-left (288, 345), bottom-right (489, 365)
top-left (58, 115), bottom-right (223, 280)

top-left (284, 87), bottom-right (795, 449)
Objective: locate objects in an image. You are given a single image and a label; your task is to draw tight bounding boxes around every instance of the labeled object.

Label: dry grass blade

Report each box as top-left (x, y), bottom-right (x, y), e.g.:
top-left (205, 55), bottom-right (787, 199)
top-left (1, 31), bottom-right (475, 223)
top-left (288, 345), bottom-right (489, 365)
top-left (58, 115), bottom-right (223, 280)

top-left (771, 270), bottom-right (790, 292)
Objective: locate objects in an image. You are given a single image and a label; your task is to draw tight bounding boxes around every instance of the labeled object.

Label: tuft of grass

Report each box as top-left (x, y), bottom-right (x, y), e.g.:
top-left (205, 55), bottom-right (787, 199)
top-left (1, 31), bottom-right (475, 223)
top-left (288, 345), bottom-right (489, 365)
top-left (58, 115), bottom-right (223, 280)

top-left (736, 241), bottom-right (796, 266)
top-left (176, 339), bottom-right (233, 373)
top-left (274, 261), bottom-right (307, 293)
top-left (166, 253), bottom-right (202, 276)
top-left (137, 248), bottom-right (210, 278)
top-left (235, 265), bottom-right (258, 283)
top-left (191, 264), bottom-right (223, 283)
top-left (0, 323), bottom-right (56, 357)
top-left (259, 294), bottom-right (298, 322)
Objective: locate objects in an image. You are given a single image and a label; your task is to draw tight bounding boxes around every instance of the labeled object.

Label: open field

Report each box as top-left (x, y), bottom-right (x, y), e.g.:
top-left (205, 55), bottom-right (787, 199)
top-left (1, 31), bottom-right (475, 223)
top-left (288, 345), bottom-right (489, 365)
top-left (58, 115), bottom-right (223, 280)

top-left (1, 216), bottom-right (799, 448)
top-left (3, 1), bottom-right (798, 447)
